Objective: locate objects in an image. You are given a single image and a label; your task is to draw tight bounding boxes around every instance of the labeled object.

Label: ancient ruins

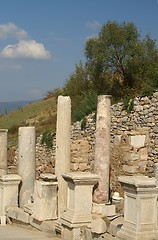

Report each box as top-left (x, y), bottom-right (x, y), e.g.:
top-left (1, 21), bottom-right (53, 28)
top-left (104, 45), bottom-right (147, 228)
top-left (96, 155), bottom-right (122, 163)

top-left (0, 93), bottom-right (158, 240)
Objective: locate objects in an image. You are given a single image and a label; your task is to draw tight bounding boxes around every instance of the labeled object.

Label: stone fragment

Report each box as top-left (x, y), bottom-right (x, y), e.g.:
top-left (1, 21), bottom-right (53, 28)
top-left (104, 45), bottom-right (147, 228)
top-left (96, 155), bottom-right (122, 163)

top-left (123, 165), bottom-right (138, 174)
top-left (114, 135), bottom-right (122, 145)
top-left (91, 217), bottom-right (107, 234)
top-left (138, 147), bottom-right (148, 160)
top-left (92, 203), bottom-right (116, 217)
top-left (7, 206), bottom-right (30, 224)
top-left (107, 216), bottom-right (124, 237)
top-left (153, 126), bottom-right (158, 133)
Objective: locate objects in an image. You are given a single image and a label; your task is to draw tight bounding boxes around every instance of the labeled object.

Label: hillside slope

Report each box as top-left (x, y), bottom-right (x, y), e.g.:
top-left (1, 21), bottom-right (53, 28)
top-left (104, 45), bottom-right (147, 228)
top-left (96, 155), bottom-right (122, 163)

top-left (0, 100), bottom-right (37, 115)
top-left (0, 96), bottom-right (57, 149)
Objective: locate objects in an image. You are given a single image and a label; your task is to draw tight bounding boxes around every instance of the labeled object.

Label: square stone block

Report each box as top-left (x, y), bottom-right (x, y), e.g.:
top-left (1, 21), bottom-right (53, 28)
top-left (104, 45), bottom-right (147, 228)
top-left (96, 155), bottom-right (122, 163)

top-left (32, 178), bottom-right (58, 221)
top-left (129, 135), bottom-right (146, 148)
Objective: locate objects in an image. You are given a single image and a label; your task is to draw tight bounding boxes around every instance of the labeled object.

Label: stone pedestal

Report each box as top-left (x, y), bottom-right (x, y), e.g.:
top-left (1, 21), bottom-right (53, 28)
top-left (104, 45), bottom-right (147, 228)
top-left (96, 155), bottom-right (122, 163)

top-left (55, 96), bottom-right (71, 217)
top-left (61, 172), bottom-right (98, 240)
top-left (0, 174), bottom-right (21, 224)
top-left (93, 95), bottom-right (111, 204)
top-left (18, 127), bottom-right (36, 208)
top-left (32, 174), bottom-right (58, 221)
top-left (117, 176), bottom-right (158, 240)
top-left (0, 129), bottom-right (8, 175)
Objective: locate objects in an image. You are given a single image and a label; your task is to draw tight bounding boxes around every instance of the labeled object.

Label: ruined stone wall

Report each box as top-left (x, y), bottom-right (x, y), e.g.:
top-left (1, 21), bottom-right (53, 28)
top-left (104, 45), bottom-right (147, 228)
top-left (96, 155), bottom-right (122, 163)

top-left (111, 92), bottom-right (158, 176)
top-left (12, 92), bottom-right (158, 180)
top-left (70, 91), bottom-right (158, 176)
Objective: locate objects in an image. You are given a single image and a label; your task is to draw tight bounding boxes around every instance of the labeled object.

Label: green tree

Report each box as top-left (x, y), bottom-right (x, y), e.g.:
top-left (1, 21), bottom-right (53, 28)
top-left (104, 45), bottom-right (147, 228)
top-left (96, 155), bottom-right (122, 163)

top-left (85, 21), bottom-right (158, 100)
top-left (63, 61), bottom-right (97, 121)
top-left (63, 61), bottom-right (90, 98)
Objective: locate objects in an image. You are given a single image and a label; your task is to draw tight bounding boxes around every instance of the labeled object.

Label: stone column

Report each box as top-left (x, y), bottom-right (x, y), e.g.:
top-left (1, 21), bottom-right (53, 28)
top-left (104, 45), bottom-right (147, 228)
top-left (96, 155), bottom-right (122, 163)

top-left (55, 96), bottom-right (71, 217)
top-left (0, 129), bottom-right (8, 175)
top-left (93, 95), bottom-right (111, 203)
top-left (18, 127), bottom-right (36, 208)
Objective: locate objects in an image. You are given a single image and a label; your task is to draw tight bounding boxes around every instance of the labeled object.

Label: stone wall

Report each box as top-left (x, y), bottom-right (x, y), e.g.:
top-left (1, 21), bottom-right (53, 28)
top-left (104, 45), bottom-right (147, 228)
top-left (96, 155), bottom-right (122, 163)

top-left (111, 92), bottom-right (158, 175)
top-left (70, 92), bottom-right (158, 176)
top-left (12, 92), bottom-right (158, 183)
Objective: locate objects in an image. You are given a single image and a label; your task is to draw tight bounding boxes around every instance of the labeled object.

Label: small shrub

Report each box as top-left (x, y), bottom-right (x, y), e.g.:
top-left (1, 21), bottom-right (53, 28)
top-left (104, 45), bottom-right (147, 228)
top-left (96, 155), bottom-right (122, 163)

top-left (123, 98), bottom-right (134, 113)
top-left (72, 92), bottom-right (98, 122)
top-left (40, 129), bottom-right (55, 149)
top-left (81, 117), bottom-right (87, 130)
top-left (44, 88), bottom-right (62, 100)
top-left (9, 124), bottom-right (19, 135)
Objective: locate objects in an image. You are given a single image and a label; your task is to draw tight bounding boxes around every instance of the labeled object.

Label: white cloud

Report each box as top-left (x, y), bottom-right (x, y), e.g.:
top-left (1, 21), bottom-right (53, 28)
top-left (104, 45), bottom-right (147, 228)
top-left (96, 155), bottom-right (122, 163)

top-left (0, 23), bottom-right (28, 40)
top-left (1, 40), bottom-right (51, 60)
top-left (86, 20), bottom-right (102, 30)
top-left (0, 23), bottom-right (51, 60)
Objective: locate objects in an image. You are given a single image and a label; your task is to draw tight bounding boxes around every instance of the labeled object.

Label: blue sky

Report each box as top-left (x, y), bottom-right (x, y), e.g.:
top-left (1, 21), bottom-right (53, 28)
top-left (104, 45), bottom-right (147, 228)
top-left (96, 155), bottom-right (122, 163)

top-left (0, 0), bottom-right (157, 101)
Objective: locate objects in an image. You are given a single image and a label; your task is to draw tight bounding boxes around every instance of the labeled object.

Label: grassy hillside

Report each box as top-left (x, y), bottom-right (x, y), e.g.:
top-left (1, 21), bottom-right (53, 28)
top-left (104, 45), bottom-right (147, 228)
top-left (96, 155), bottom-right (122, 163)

top-left (0, 97), bottom-right (57, 149)
top-left (0, 100), bottom-right (36, 115)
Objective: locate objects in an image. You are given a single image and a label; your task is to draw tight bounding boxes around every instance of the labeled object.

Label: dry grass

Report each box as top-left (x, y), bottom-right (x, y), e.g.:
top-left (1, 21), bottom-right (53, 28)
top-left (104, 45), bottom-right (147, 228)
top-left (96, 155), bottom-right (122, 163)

top-left (0, 97), bottom-right (57, 149)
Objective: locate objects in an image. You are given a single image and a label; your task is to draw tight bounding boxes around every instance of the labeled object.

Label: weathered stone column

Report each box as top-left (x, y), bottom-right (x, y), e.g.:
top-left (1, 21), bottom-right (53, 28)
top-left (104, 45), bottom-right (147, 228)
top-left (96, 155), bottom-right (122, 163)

top-left (55, 96), bottom-right (71, 217)
top-left (93, 95), bottom-right (111, 203)
top-left (18, 127), bottom-right (36, 208)
top-left (0, 129), bottom-right (8, 175)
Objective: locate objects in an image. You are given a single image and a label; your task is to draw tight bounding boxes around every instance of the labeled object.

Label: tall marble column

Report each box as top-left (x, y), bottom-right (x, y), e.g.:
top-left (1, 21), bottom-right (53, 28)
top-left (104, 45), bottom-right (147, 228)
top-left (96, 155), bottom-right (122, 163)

top-left (93, 95), bottom-right (111, 203)
top-left (18, 127), bottom-right (36, 208)
top-left (0, 129), bottom-right (8, 175)
top-left (55, 96), bottom-right (71, 217)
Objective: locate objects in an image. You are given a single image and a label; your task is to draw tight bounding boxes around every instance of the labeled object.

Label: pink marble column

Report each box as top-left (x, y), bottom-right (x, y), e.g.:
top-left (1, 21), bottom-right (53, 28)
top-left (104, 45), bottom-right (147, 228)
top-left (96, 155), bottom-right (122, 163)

top-left (93, 95), bottom-right (111, 203)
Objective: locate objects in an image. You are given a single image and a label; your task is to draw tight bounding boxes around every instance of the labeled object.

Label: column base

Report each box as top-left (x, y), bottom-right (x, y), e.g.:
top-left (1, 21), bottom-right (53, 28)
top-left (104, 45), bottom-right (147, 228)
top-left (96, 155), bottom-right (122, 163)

top-left (61, 225), bottom-right (87, 240)
top-left (117, 226), bottom-right (158, 240)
